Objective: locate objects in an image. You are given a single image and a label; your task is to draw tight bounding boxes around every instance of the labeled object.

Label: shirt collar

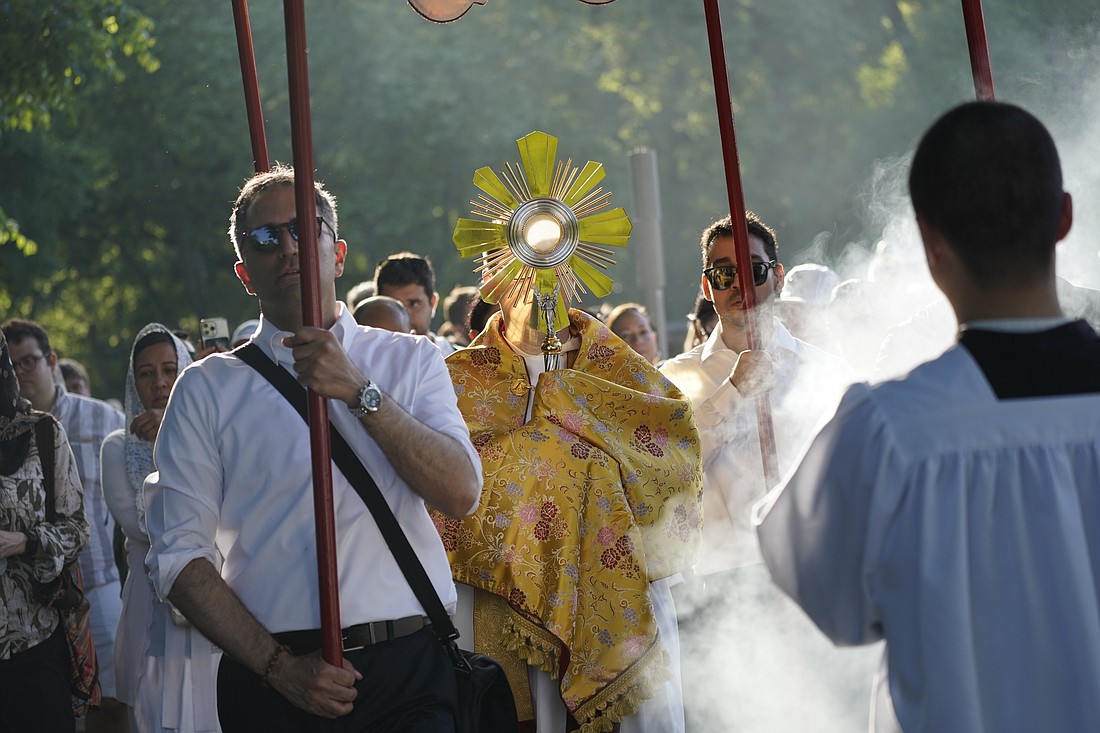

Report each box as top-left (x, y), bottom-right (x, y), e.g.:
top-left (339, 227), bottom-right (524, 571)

top-left (253, 303), bottom-right (357, 371)
top-left (701, 316), bottom-right (798, 362)
top-left (961, 316), bottom-right (1072, 334)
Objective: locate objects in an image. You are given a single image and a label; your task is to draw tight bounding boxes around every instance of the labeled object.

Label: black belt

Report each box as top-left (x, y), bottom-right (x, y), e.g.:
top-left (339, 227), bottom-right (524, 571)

top-left (272, 615), bottom-right (429, 654)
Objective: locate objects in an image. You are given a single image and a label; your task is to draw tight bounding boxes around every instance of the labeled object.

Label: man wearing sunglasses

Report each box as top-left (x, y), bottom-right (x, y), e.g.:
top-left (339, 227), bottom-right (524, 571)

top-left (659, 212), bottom-right (857, 729)
top-left (661, 212), bottom-right (848, 576)
top-left (757, 102), bottom-right (1100, 732)
top-left (146, 165), bottom-right (482, 732)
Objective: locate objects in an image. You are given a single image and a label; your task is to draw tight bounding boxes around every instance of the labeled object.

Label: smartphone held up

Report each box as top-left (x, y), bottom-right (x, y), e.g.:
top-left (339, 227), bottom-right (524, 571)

top-left (199, 317), bottom-right (230, 353)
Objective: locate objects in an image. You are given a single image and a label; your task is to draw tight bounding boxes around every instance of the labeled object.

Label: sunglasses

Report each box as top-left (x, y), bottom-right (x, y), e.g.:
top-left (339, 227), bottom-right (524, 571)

top-left (703, 260), bottom-right (778, 290)
top-left (246, 217), bottom-right (332, 253)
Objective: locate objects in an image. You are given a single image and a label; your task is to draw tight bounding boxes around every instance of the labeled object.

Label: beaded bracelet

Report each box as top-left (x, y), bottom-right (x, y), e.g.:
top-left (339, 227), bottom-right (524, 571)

top-left (260, 644), bottom-right (292, 688)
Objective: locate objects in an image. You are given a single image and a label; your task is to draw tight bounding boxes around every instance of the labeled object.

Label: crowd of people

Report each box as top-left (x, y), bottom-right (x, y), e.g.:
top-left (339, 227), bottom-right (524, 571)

top-left (1, 100), bottom-right (1098, 733)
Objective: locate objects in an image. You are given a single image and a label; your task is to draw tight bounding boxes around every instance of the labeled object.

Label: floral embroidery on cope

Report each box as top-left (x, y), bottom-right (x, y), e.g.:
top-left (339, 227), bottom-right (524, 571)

top-left (435, 310), bottom-right (703, 732)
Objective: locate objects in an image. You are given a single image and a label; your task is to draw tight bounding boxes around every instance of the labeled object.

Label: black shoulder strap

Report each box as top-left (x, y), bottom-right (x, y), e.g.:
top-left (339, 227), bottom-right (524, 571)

top-left (233, 343), bottom-right (459, 642)
top-left (34, 416), bottom-right (56, 522)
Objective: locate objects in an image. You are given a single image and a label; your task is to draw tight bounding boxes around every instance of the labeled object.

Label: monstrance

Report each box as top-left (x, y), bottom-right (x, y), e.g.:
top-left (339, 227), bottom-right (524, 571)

top-left (453, 131), bottom-right (632, 369)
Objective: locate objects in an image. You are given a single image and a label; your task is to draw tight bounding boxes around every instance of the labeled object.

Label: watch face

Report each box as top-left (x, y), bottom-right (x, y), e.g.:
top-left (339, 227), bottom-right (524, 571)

top-left (360, 384), bottom-right (382, 412)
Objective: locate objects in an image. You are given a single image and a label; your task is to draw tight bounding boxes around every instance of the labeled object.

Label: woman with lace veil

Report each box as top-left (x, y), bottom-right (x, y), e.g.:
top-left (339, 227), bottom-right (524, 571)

top-left (101, 323), bottom-right (220, 732)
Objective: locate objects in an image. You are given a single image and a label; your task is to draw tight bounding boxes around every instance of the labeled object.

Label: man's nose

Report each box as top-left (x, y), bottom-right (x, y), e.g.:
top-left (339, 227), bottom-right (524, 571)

top-left (278, 227), bottom-right (299, 256)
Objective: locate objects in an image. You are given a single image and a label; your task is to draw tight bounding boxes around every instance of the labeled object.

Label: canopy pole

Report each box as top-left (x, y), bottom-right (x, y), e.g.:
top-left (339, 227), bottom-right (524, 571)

top-left (283, 0), bottom-right (342, 666)
top-left (702, 0), bottom-right (779, 489)
top-left (231, 0), bottom-right (270, 172)
top-left (960, 0), bottom-right (996, 100)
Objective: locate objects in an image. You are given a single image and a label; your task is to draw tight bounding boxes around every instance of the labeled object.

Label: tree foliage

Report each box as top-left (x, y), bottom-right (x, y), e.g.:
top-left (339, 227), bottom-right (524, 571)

top-left (0, 0), bottom-right (158, 132)
top-left (2, 0), bottom-right (1098, 398)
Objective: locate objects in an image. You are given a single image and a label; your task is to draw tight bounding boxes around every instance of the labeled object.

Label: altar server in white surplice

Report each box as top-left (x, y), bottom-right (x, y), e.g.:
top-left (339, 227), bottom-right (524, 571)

top-left (755, 101), bottom-right (1100, 733)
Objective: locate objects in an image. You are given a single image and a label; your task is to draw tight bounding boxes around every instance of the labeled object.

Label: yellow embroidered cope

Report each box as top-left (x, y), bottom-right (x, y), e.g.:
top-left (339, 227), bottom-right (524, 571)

top-left (435, 310), bottom-right (703, 732)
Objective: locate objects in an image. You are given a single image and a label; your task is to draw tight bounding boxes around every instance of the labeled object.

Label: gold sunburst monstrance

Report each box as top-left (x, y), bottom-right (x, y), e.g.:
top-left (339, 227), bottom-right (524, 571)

top-left (453, 131), bottom-right (632, 332)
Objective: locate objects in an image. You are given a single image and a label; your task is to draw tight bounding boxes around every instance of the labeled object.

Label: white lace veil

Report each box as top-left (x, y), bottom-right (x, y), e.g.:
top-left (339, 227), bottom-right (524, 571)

top-left (123, 323), bottom-right (193, 533)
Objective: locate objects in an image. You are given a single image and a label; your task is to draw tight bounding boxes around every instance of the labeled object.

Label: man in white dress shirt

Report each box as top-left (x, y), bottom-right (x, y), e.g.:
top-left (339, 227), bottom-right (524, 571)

top-left (660, 213), bottom-right (849, 577)
top-left (658, 214), bottom-right (861, 731)
top-left (755, 101), bottom-right (1100, 732)
top-left (146, 165), bottom-right (482, 732)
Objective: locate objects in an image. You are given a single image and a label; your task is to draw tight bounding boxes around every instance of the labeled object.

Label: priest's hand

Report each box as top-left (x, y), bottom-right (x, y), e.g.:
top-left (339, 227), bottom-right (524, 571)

top-left (268, 649), bottom-right (362, 719)
top-left (729, 349), bottom-right (775, 397)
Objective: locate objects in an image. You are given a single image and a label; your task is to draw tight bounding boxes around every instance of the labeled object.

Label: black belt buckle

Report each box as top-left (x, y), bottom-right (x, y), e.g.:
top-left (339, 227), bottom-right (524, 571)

top-left (341, 617), bottom-right (423, 653)
top-left (341, 622), bottom-right (382, 653)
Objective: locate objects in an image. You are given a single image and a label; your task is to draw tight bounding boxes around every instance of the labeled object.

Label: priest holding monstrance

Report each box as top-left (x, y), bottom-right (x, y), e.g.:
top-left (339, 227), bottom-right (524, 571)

top-left (433, 132), bottom-right (703, 733)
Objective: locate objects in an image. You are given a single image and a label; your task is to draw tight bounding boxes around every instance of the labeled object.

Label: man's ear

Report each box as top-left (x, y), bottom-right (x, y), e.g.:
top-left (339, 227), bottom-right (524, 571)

top-left (430, 290), bottom-right (439, 317)
top-left (334, 240), bottom-right (348, 277)
top-left (701, 272), bottom-right (715, 303)
top-left (916, 215), bottom-right (953, 281)
top-left (47, 351), bottom-right (58, 369)
top-left (234, 261), bottom-right (255, 296)
top-left (773, 263), bottom-right (785, 293)
top-left (1056, 192), bottom-right (1073, 242)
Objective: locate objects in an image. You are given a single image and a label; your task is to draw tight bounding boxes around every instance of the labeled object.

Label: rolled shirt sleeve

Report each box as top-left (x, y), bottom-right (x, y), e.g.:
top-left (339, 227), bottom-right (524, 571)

top-left (144, 367), bottom-right (223, 601)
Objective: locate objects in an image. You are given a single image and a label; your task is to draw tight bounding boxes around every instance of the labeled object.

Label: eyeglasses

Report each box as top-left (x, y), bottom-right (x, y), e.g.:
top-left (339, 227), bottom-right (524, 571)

top-left (246, 217), bottom-right (333, 253)
top-left (13, 354), bottom-right (46, 374)
top-left (703, 260), bottom-right (778, 290)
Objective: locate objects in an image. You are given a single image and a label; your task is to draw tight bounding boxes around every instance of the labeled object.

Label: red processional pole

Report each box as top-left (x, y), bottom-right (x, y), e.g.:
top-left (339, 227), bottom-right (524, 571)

top-left (960, 0), bottom-right (996, 101)
top-left (283, 0), bottom-right (343, 665)
top-left (701, 0), bottom-right (779, 489)
top-left (231, 0), bottom-right (270, 172)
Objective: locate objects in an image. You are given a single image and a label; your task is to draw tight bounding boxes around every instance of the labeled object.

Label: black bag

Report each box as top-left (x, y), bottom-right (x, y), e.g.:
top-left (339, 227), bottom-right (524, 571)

top-left (452, 647), bottom-right (519, 733)
top-left (237, 344), bottom-right (519, 733)
top-left (31, 418), bottom-right (86, 612)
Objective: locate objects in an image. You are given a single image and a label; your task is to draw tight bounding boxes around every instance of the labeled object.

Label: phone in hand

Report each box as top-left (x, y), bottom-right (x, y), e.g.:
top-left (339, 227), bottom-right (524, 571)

top-left (199, 317), bottom-right (230, 352)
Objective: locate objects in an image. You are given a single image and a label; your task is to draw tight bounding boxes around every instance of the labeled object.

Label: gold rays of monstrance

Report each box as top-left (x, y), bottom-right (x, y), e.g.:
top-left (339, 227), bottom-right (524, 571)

top-left (453, 131), bottom-right (632, 365)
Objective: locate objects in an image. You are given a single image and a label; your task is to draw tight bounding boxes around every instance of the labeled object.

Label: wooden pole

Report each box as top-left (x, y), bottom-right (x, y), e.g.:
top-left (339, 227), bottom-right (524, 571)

top-left (960, 0), bottom-right (996, 100)
top-left (231, 0), bottom-right (270, 172)
top-left (283, 0), bottom-right (343, 666)
top-left (701, 0), bottom-right (779, 489)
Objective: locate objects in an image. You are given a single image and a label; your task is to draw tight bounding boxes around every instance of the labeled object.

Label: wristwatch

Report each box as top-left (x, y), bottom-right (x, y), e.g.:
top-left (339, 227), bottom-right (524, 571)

top-left (349, 382), bottom-right (383, 417)
top-left (21, 532), bottom-right (40, 559)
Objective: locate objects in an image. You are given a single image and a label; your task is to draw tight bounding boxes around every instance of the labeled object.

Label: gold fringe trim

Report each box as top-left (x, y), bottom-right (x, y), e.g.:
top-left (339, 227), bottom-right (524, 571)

top-left (457, 579), bottom-right (674, 732)
top-left (497, 602), bottom-right (673, 733)
top-left (501, 611), bottom-right (563, 676)
top-left (574, 641), bottom-right (672, 733)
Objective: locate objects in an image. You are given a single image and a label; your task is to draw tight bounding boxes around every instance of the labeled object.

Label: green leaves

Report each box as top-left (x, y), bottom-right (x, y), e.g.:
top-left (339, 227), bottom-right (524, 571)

top-left (0, 1), bottom-right (158, 133)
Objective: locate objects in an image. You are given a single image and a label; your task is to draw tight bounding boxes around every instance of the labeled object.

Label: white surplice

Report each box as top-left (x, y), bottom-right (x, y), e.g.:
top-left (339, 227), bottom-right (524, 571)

top-left (755, 344), bottom-right (1100, 733)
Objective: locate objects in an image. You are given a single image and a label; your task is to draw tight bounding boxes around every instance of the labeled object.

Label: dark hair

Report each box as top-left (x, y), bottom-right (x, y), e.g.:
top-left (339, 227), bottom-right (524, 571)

top-left (1, 318), bottom-right (52, 356)
top-left (606, 303), bottom-right (652, 333)
top-left (58, 358), bottom-right (89, 383)
top-left (345, 280), bottom-right (375, 309)
top-left (229, 163), bottom-right (339, 260)
top-left (374, 252), bottom-right (436, 299)
top-left (444, 285), bottom-right (478, 326)
top-left (132, 331), bottom-right (175, 370)
top-left (467, 295), bottom-right (500, 336)
top-left (909, 101), bottom-right (1064, 287)
top-left (689, 292), bottom-right (717, 327)
top-left (700, 211), bottom-right (779, 267)
top-left (171, 329), bottom-right (197, 359)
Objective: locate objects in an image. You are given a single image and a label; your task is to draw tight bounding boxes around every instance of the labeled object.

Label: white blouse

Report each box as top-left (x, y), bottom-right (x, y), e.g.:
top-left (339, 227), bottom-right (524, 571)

top-left (102, 429), bottom-right (220, 732)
